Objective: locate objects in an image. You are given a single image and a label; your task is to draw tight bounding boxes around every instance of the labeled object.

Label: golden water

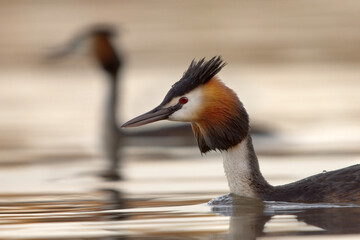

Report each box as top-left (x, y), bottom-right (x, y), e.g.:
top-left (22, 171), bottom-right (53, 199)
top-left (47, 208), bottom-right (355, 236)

top-left (0, 140), bottom-right (359, 239)
top-left (1, 1), bottom-right (360, 239)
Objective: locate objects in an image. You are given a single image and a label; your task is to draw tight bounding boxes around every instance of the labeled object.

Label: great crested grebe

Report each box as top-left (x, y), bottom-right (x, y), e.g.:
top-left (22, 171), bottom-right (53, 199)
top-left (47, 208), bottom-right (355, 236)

top-left (48, 26), bottom-right (196, 179)
top-left (47, 26), bottom-right (123, 176)
top-left (122, 56), bottom-right (360, 203)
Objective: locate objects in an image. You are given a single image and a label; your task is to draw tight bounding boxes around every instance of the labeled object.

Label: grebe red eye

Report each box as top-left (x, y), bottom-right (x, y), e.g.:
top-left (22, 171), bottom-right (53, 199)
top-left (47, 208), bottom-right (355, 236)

top-left (179, 97), bottom-right (188, 104)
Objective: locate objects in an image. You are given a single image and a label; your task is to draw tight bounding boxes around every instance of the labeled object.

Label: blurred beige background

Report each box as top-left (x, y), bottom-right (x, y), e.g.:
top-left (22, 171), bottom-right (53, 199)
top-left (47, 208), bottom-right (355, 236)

top-left (2, 3), bottom-right (360, 238)
top-left (1, 0), bottom-right (360, 161)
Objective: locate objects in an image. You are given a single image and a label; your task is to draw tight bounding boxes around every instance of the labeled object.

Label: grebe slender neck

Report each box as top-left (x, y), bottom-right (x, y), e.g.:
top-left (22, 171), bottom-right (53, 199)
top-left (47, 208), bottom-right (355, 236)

top-left (101, 71), bottom-right (122, 175)
top-left (104, 72), bottom-right (119, 134)
top-left (92, 31), bottom-right (123, 175)
top-left (222, 135), bottom-right (272, 199)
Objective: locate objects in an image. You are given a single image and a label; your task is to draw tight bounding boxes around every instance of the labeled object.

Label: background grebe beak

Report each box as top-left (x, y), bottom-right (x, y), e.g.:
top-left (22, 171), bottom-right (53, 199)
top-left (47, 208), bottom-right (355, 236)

top-left (122, 103), bottom-right (182, 128)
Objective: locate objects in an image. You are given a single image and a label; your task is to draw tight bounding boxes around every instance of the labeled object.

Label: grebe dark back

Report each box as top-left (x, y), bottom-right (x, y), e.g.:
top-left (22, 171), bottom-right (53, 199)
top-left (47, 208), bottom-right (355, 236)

top-left (122, 56), bottom-right (360, 203)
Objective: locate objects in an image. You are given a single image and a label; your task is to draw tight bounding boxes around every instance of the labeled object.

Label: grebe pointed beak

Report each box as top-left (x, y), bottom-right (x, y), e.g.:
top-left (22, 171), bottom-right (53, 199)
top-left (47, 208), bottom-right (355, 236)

top-left (121, 103), bottom-right (182, 128)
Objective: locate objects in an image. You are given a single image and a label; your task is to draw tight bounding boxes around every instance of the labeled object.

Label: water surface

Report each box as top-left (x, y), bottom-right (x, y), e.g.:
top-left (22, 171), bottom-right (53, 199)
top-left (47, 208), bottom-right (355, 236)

top-left (1, 143), bottom-right (360, 240)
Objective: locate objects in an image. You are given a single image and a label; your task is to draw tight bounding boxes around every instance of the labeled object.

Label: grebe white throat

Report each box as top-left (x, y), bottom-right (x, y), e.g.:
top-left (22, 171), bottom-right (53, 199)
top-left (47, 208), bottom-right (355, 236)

top-left (222, 136), bottom-right (257, 198)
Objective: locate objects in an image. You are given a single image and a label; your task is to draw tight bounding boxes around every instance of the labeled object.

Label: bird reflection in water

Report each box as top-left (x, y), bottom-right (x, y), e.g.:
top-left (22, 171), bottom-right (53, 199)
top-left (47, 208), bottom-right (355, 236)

top-left (210, 194), bottom-right (360, 239)
top-left (98, 188), bottom-right (128, 221)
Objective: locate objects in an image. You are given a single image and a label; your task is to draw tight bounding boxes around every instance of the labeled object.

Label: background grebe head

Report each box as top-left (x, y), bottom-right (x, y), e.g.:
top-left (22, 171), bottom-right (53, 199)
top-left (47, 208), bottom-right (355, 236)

top-left (122, 56), bottom-right (250, 153)
top-left (46, 24), bottom-right (121, 79)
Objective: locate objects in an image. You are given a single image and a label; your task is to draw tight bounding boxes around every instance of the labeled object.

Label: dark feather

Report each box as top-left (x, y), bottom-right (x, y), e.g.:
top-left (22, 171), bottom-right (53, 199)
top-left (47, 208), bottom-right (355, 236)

top-left (198, 104), bottom-right (249, 153)
top-left (159, 56), bottom-right (226, 106)
top-left (191, 123), bottom-right (211, 153)
top-left (265, 164), bottom-right (360, 203)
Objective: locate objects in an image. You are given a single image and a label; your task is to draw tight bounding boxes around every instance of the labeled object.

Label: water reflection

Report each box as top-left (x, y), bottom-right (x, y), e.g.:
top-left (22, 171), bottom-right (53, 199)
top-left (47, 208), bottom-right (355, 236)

top-left (211, 195), bottom-right (269, 239)
top-left (211, 194), bottom-right (360, 239)
top-left (99, 189), bottom-right (128, 221)
top-left (296, 207), bottom-right (360, 234)
top-left (2, 189), bottom-right (360, 239)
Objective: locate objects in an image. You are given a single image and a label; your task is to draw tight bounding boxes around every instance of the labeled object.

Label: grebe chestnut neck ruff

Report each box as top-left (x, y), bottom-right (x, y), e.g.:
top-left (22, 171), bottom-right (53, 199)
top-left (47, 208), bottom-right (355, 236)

top-left (122, 56), bottom-right (360, 204)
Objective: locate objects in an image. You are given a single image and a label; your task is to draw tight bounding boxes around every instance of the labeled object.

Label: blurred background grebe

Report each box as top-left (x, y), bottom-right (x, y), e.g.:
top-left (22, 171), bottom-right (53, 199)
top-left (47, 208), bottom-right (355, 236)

top-left (1, 0), bottom-right (360, 239)
top-left (46, 25), bottom-right (270, 181)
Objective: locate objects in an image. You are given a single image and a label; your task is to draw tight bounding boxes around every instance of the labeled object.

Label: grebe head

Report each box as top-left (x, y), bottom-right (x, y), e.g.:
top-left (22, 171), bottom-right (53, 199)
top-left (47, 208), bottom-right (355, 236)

top-left (46, 24), bottom-right (120, 77)
top-left (122, 56), bottom-right (249, 153)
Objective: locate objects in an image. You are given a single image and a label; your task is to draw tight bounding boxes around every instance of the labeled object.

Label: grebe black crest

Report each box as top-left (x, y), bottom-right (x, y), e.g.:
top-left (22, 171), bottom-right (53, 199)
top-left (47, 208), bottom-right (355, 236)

top-left (122, 56), bottom-right (360, 204)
